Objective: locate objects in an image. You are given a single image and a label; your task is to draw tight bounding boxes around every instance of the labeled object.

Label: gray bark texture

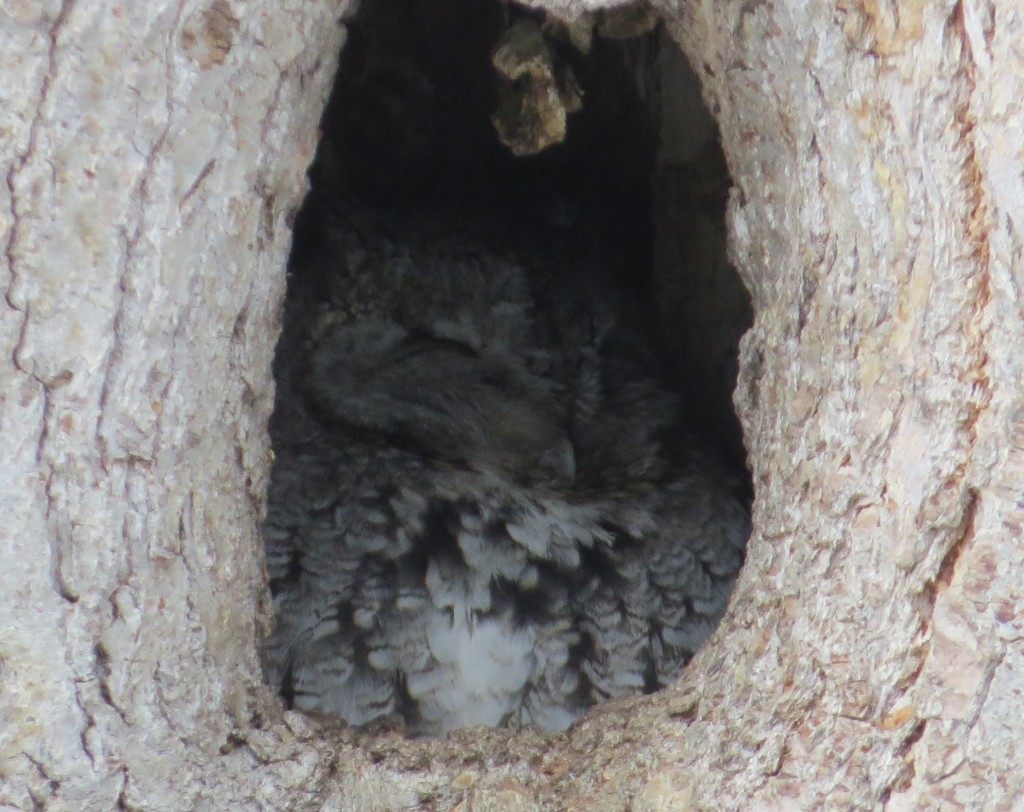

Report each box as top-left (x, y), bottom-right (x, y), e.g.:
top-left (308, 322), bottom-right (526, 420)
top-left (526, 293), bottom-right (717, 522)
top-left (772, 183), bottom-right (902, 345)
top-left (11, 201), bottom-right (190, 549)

top-left (1, 0), bottom-right (1022, 810)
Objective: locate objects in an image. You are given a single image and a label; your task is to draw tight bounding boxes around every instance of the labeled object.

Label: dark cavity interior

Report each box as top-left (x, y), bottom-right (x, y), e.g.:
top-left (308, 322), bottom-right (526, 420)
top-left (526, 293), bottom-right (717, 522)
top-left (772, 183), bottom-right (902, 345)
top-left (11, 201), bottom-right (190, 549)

top-left (266, 0), bottom-right (753, 735)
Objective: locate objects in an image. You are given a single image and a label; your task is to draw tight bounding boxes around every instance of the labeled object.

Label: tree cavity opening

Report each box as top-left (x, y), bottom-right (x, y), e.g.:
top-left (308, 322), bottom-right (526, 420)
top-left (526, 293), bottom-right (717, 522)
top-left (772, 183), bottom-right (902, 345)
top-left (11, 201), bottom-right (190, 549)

top-left (263, 0), bottom-right (752, 739)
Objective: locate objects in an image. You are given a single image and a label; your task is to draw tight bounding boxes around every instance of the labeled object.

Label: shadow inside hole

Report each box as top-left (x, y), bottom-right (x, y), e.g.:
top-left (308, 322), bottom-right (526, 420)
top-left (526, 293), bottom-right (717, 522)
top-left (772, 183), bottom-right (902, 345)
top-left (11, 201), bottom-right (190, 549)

top-left (264, 0), bottom-right (753, 737)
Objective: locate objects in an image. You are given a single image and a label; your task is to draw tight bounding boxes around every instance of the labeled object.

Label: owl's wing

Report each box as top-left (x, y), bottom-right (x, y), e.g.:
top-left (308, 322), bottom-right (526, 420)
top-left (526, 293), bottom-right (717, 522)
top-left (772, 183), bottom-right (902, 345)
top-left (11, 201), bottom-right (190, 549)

top-left (571, 464), bottom-right (749, 698)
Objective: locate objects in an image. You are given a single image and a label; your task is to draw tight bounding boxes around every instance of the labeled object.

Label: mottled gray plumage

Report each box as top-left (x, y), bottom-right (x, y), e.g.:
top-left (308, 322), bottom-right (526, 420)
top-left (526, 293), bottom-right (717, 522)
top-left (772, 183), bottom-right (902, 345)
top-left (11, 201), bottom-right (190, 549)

top-left (263, 197), bottom-right (748, 735)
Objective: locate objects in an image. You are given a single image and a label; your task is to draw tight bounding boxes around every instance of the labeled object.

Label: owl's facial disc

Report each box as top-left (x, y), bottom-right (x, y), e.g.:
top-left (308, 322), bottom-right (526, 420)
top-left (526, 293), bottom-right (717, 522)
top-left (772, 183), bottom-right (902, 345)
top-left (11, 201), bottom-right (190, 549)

top-left (308, 322), bottom-right (576, 484)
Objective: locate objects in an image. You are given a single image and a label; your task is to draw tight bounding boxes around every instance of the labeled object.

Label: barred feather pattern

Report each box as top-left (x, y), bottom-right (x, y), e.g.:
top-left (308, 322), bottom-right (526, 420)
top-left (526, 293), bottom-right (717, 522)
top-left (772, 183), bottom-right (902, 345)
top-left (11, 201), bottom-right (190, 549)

top-left (263, 199), bottom-right (749, 735)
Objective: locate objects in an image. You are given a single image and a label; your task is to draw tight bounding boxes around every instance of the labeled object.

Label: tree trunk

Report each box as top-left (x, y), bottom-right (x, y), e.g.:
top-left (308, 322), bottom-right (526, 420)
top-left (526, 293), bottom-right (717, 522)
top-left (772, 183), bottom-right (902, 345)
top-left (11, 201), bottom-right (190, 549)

top-left (2, 0), bottom-right (1021, 810)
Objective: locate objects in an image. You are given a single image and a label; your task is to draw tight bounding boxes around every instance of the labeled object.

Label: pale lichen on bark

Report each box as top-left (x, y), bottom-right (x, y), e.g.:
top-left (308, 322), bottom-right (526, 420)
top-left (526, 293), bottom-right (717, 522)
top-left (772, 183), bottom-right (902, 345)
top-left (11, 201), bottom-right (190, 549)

top-left (1, 1), bottom-right (346, 808)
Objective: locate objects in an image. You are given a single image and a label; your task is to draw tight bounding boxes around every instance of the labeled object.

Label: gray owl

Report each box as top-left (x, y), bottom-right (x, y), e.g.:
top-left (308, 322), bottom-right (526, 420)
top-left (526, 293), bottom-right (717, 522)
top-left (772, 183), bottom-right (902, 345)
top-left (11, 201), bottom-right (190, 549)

top-left (263, 195), bottom-right (749, 735)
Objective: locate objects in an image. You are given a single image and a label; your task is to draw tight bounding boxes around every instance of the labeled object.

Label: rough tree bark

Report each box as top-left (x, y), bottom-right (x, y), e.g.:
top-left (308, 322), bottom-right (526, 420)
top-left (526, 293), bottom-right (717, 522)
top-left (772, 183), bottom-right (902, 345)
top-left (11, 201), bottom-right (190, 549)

top-left (1, 0), bottom-right (1021, 810)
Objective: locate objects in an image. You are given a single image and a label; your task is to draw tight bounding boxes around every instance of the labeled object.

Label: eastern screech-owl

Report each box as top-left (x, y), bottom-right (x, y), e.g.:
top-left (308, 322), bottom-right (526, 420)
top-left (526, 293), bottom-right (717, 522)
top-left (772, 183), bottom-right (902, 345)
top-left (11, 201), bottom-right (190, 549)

top-left (263, 194), bottom-right (749, 735)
